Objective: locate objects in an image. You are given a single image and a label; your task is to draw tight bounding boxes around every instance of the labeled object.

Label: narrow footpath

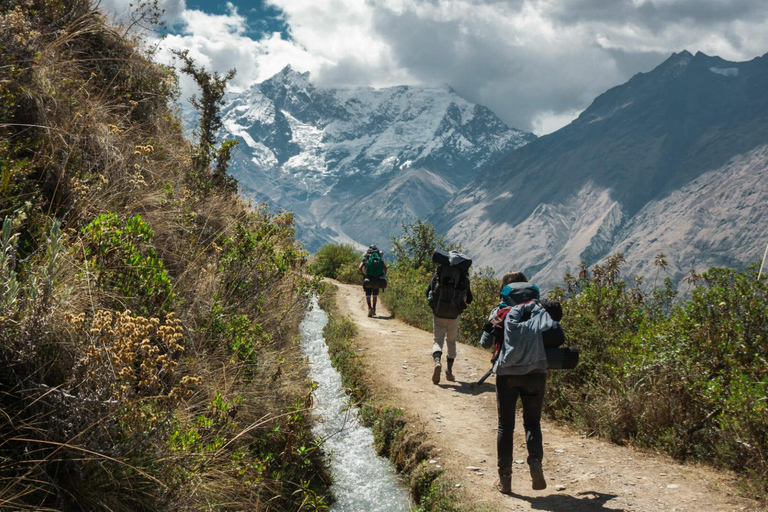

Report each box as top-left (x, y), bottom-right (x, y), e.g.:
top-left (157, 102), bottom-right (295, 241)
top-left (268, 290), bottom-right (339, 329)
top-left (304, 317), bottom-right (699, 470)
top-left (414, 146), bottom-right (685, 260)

top-left (332, 281), bottom-right (764, 512)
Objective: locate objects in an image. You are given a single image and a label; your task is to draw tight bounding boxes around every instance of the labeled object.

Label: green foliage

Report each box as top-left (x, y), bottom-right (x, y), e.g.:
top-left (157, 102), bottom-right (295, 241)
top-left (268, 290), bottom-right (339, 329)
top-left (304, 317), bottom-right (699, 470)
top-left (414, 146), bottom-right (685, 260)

top-left (0, 217), bottom-right (20, 312)
top-left (322, 307), bottom-right (365, 396)
top-left (309, 243), bottom-right (361, 279)
top-left (216, 212), bottom-right (305, 306)
top-left (410, 463), bottom-right (459, 512)
top-left (208, 303), bottom-right (266, 363)
top-left (0, 139), bottom-right (34, 204)
top-left (457, 266), bottom-right (500, 347)
top-left (82, 213), bottom-right (174, 315)
top-left (547, 258), bottom-right (768, 495)
top-left (336, 260), bottom-right (362, 284)
top-left (380, 262), bottom-right (433, 330)
top-left (389, 218), bottom-right (458, 272)
top-left (0, 216), bottom-right (62, 317)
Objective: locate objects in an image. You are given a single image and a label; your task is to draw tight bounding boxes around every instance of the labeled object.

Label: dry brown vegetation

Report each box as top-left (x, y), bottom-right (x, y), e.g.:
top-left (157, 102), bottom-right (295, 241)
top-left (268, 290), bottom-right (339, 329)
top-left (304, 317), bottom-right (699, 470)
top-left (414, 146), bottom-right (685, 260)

top-left (1, 1), bottom-right (329, 509)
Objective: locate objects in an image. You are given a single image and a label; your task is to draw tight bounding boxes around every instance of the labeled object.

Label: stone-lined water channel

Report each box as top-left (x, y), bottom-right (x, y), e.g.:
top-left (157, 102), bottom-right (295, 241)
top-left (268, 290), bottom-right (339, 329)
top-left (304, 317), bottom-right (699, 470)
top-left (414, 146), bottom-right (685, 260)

top-left (300, 297), bottom-right (412, 512)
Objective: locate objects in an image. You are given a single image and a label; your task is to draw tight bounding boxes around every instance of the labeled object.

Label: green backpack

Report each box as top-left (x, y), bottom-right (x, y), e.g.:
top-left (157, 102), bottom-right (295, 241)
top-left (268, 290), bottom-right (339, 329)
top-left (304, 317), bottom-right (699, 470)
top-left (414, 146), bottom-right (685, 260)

top-left (365, 251), bottom-right (384, 278)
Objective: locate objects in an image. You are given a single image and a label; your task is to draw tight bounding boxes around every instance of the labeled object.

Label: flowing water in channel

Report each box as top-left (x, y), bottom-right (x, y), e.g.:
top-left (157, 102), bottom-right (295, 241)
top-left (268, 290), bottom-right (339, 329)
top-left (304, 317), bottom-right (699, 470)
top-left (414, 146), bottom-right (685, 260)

top-left (300, 297), bottom-right (412, 512)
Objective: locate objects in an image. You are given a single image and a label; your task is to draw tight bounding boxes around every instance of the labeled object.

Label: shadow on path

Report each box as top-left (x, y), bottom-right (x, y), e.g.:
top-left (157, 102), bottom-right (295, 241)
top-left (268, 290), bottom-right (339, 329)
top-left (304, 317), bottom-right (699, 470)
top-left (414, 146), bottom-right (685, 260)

top-left (438, 380), bottom-right (495, 395)
top-left (372, 314), bottom-right (395, 320)
top-left (508, 491), bottom-right (623, 512)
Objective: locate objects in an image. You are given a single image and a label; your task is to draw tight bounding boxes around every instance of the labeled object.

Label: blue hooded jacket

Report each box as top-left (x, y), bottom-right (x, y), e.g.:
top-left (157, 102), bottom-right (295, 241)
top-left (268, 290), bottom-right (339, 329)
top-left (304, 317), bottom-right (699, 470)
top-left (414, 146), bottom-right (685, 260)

top-left (493, 301), bottom-right (553, 375)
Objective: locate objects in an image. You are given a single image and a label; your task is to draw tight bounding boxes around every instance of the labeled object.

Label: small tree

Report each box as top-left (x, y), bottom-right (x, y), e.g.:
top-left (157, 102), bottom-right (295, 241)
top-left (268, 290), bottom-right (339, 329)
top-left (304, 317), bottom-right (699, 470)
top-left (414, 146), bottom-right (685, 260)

top-left (389, 219), bottom-right (457, 271)
top-left (310, 243), bottom-right (361, 279)
top-left (173, 49), bottom-right (238, 193)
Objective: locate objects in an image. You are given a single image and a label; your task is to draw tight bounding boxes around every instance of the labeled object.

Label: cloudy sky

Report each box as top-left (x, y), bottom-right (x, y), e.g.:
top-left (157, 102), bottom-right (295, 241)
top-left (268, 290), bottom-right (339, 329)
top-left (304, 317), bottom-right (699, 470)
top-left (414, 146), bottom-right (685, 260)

top-left (102, 0), bottom-right (768, 134)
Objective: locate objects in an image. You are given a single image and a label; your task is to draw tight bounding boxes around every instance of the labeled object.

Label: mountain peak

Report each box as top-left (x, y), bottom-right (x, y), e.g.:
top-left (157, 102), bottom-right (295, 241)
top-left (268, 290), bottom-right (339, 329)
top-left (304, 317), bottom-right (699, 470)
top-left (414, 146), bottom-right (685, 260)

top-left (266, 65), bottom-right (311, 89)
top-left (661, 50), bottom-right (694, 68)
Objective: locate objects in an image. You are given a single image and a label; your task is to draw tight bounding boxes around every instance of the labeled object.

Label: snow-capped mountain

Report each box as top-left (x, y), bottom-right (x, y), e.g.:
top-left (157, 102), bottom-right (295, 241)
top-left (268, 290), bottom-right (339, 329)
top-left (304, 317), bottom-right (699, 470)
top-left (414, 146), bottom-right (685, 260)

top-left (432, 51), bottom-right (768, 291)
top-left (219, 66), bottom-right (535, 251)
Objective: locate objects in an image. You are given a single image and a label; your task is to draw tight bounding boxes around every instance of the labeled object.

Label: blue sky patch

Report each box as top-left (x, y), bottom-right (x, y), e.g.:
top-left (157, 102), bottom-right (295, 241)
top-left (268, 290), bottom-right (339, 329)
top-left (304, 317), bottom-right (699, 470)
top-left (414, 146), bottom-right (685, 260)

top-left (179, 0), bottom-right (289, 39)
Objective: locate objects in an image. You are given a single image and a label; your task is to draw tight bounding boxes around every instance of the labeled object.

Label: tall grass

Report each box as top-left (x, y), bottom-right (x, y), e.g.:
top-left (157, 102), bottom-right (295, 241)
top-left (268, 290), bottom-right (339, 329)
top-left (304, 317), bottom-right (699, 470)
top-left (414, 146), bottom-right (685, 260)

top-left (0, 2), bottom-right (329, 509)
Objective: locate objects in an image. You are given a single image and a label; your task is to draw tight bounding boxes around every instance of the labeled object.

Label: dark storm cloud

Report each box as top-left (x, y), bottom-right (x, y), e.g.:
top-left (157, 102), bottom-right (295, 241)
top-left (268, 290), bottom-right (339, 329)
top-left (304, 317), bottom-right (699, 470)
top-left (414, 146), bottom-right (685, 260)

top-left (367, 0), bottom-right (768, 133)
top-left (543, 0), bottom-right (768, 31)
top-left (371, 5), bottom-right (632, 132)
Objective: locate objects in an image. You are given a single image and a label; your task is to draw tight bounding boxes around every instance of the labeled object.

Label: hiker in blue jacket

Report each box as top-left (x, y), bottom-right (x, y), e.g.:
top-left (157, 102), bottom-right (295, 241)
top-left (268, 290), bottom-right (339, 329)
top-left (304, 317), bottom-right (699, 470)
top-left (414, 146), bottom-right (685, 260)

top-left (358, 245), bottom-right (387, 317)
top-left (480, 271), bottom-right (552, 494)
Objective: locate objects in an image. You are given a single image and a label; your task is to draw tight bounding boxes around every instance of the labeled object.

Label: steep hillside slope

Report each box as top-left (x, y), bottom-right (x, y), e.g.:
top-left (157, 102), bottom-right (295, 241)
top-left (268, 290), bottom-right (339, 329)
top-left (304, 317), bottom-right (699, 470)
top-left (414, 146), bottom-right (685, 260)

top-left (219, 67), bottom-right (535, 250)
top-left (0, 3), bottom-right (327, 509)
top-left (433, 51), bottom-right (768, 289)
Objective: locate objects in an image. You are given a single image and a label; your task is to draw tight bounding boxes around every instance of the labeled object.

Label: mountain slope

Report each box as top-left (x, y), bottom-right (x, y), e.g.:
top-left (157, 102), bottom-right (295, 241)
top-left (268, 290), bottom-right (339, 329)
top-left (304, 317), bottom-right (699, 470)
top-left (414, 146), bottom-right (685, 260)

top-left (432, 50), bottom-right (768, 290)
top-left (220, 66), bottom-right (535, 250)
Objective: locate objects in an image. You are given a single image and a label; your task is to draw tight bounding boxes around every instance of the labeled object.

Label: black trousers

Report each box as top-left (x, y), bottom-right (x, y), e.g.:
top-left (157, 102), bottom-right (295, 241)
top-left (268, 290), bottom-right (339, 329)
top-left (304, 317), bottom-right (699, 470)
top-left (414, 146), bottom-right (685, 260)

top-left (495, 372), bottom-right (546, 472)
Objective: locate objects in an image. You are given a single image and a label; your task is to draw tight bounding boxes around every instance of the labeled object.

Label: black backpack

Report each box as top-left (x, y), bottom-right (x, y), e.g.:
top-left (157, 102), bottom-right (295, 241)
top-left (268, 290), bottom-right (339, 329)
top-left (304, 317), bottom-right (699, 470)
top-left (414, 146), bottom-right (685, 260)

top-left (430, 265), bottom-right (470, 319)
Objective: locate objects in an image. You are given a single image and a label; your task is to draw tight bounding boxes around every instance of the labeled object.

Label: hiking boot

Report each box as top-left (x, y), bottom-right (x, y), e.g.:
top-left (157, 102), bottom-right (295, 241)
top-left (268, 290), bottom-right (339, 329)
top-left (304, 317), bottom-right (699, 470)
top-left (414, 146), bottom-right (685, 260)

top-left (367, 307), bottom-right (374, 317)
top-left (497, 470), bottom-right (512, 494)
top-left (529, 459), bottom-right (546, 490)
top-left (372, 306), bottom-right (376, 316)
top-left (445, 370), bottom-right (455, 382)
top-left (432, 361), bottom-right (442, 384)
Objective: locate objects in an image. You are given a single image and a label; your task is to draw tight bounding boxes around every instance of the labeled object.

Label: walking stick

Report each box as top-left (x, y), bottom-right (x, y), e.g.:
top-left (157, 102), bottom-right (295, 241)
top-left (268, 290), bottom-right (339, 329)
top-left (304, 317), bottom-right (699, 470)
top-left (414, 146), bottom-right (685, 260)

top-left (475, 367), bottom-right (493, 387)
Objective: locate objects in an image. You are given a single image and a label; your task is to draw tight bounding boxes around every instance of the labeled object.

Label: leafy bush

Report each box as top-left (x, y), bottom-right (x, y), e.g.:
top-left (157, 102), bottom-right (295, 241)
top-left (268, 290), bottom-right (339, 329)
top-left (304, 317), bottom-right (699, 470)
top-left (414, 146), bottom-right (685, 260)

top-left (309, 243), bottom-right (360, 279)
top-left (336, 260), bottom-right (362, 284)
top-left (82, 213), bottom-right (174, 315)
top-left (546, 258), bottom-right (768, 496)
top-left (390, 219), bottom-right (457, 272)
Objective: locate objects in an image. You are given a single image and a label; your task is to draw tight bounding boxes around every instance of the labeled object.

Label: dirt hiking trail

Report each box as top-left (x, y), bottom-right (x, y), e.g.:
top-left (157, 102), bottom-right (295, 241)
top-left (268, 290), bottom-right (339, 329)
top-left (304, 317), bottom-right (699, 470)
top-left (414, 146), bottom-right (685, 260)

top-left (332, 282), bottom-right (764, 512)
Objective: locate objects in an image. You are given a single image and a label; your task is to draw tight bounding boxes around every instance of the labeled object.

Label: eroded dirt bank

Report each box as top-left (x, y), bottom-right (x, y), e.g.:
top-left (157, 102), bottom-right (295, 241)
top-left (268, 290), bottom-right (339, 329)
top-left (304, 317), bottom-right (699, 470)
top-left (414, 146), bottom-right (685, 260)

top-left (332, 281), bottom-right (764, 512)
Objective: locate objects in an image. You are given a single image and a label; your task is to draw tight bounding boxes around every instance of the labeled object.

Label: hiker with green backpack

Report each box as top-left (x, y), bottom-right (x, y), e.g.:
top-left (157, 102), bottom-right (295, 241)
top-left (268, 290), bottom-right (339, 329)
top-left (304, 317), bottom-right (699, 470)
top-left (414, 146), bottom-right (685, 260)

top-left (358, 245), bottom-right (387, 317)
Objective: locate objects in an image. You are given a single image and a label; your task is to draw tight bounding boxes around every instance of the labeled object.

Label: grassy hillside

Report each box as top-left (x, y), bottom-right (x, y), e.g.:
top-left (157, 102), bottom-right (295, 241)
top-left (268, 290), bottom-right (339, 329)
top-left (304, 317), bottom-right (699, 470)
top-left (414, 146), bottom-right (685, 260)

top-left (1, 1), bottom-right (328, 510)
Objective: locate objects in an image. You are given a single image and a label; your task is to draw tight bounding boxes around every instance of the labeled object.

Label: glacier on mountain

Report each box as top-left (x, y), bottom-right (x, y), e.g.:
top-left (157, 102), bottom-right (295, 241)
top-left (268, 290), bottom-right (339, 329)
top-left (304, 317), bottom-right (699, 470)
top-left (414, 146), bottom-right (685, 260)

top-left (218, 65), bottom-right (535, 251)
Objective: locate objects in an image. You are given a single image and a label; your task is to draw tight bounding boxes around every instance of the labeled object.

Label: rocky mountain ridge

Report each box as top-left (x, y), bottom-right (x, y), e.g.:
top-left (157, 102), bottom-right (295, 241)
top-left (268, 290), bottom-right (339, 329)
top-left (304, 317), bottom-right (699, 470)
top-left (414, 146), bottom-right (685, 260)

top-left (432, 50), bottom-right (768, 290)
top-left (220, 66), bottom-right (535, 250)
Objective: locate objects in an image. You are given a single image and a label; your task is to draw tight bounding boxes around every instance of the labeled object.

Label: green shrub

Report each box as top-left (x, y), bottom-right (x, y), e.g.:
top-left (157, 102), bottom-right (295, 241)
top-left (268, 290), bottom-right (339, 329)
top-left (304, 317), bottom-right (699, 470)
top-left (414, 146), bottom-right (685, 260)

top-left (336, 260), bottom-right (362, 284)
top-left (309, 243), bottom-right (361, 279)
top-left (390, 219), bottom-right (458, 272)
top-left (379, 262), bottom-right (433, 330)
top-left (82, 213), bottom-right (174, 315)
top-left (546, 258), bottom-right (768, 495)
